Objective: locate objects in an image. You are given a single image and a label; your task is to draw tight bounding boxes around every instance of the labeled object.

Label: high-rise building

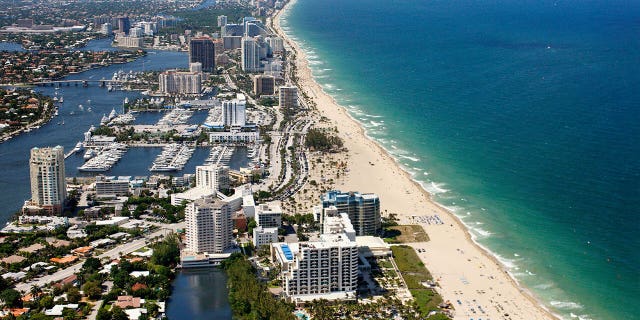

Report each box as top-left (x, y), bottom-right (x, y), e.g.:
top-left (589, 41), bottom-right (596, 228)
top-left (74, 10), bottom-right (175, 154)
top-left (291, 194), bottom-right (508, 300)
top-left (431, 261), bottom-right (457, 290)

top-left (129, 27), bottom-right (143, 38)
top-left (185, 197), bottom-right (233, 254)
top-left (29, 146), bottom-right (67, 215)
top-left (189, 37), bottom-right (215, 73)
top-left (115, 16), bottom-right (130, 34)
top-left (321, 190), bottom-right (381, 236)
top-left (189, 62), bottom-right (202, 73)
top-left (221, 24), bottom-right (244, 37)
top-left (158, 70), bottom-right (202, 95)
top-left (222, 94), bottom-right (246, 127)
top-left (100, 23), bottom-right (112, 35)
top-left (253, 75), bottom-right (275, 96)
top-left (270, 213), bottom-right (358, 301)
top-left (217, 15), bottom-right (227, 27)
top-left (195, 164), bottom-right (230, 192)
top-left (279, 86), bottom-right (299, 109)
top-left (241, 37), bottom-right (261, 72)
top-left (266, 37), bottom-right (284, 54)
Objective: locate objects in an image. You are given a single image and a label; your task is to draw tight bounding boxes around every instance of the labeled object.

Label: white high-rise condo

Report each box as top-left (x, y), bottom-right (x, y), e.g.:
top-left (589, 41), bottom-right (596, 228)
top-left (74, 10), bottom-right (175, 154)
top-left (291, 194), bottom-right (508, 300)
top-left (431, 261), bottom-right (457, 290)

top-left (222, 93), bottom-right (247, 127)
top-left (29, 146), bottom-right (67, 214)
top-left (185, 197), bottom-right (233, 254)
top-left (241, 37), bottom-right (260, 72)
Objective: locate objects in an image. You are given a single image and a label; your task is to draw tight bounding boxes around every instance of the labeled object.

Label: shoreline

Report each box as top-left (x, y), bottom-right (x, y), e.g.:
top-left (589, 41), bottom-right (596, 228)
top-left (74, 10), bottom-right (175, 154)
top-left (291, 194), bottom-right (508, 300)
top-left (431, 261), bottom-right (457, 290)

top-left (273, 1), bottom-right (559, 319)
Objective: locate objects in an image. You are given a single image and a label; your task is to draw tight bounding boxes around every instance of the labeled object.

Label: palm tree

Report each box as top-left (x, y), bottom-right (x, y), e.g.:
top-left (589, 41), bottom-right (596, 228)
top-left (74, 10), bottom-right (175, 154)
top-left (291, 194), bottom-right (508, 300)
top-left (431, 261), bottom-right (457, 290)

top-left (30, 284), bottom-right (42, 301)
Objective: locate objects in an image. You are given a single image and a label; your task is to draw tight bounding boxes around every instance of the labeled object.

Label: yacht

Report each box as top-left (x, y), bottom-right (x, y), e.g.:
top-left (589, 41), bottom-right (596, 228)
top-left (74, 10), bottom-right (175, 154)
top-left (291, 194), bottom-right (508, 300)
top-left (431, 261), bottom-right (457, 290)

top-left (83, 149), bottom-right (96, 160)
top-left (72, 142), bottom-right (84, 153)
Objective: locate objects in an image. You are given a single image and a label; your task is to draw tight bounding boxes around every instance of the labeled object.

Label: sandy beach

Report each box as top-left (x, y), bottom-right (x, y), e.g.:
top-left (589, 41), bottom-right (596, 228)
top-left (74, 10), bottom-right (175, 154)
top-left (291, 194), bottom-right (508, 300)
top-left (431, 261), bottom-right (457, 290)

top-left (273, 1), bottom-right (558, 319)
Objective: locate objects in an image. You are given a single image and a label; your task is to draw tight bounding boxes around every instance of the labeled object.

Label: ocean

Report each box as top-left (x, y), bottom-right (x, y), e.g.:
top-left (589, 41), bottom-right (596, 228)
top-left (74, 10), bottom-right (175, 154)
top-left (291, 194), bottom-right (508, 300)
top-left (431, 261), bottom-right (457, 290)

top-left (282, 0), bottom-right (640, 319)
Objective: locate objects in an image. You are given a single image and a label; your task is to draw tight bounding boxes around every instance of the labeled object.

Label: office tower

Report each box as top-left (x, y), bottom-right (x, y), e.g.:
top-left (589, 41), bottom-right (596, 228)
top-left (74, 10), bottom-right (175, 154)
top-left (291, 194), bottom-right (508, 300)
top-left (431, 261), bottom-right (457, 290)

top-left (271, 213), bottom-right (358, 301)
top-left (185, 197), bottom-right (233, 254)
top-left (195, 164), bottom-right (230, 192)
top-left (241, 37), bottom-right (260, 72)
top-left (217, 15), bottom-right (227, 27)
top-left (253, 75), bottom-right (275, 95)
top-left (222, 94), bottom-right (246, 127)
top-left (115, 16), bottom-right (130, 34)
top-left (321, 190), bottom-right (381, 236)
top-left (189, 37), bottom-right (215, 73)
top-left (278, 86), bottom-right (299, 109)
top-left (158, 70), bottom-right (202, 95)
top-left (29, 146), bottom-right (67, 214)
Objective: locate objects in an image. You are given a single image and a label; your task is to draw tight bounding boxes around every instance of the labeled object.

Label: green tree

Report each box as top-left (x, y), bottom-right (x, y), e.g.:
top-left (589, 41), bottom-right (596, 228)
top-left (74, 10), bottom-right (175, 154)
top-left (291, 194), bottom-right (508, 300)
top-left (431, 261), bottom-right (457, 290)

top-left (0, 289), bottom-right (22, 308)
top-left (39, 295), bottom-right (54, 309)
top-left (66, 287), bottom-right (81, 304)
top-left (150, 234), bottom-right (180, 266)
top-left (96, 307), bottom-right (112, 320)
top-left (83, 281), bottom-right (102, 300)
top-left (111, 306), bottom-right (128, 320)
top-left (82, 257), bottom-right (102, 273)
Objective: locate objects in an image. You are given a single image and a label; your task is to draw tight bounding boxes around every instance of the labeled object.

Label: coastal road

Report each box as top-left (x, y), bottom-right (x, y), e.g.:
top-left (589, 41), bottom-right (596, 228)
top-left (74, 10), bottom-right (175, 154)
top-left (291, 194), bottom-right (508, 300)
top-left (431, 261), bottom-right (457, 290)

top-left (15, 224), bottom-right (181, 293)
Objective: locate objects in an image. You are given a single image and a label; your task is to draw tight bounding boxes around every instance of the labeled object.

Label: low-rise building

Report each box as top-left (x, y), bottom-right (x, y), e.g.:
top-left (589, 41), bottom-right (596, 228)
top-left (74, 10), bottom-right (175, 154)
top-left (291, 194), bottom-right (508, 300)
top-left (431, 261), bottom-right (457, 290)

top-left (253, 226), bottom-right (278, 248)
top-left (256, 203), bottom-right (282, 228)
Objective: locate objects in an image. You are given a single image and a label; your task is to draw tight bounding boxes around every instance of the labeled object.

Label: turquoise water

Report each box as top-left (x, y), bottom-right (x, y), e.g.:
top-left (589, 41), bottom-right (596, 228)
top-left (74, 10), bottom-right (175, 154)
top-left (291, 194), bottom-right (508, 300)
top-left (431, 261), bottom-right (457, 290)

top-left (283, 0), bottom-right (640, 319)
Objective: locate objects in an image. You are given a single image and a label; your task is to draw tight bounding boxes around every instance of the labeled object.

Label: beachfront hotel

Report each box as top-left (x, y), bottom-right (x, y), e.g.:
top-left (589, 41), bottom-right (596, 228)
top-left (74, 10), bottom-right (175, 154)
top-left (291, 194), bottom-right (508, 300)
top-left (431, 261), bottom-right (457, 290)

top-left (321, 191), bottom-right (381, 236)
top-left (278, 86), bottom-right (299, 110)
top-left (28, 146), bottom-right (67, 215)
top-left (185, 196), bottom-right (233, 254)
top-left (271, 212), bottom-right (358, 303)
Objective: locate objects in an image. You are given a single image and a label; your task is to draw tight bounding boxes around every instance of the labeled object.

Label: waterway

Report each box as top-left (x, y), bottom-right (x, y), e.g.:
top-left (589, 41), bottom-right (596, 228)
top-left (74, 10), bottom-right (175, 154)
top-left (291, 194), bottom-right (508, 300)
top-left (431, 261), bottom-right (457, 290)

top-left (0, 41), bottom-right (189, 220)
top-left (166, 269), bottom-right (232, 319)
top-left (0, 36), bottom-right (243, 318)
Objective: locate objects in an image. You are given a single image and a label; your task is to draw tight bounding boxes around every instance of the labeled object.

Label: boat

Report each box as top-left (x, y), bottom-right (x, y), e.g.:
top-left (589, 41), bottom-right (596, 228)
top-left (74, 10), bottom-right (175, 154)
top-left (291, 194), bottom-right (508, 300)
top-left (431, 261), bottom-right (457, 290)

top-left (54, 110), bottom-right (59, 116)
top-left (59, 97), bottom-right (63, 103)
top-left (83, 149), bottom-right (96, 160)
top-left (72, 142), bottom-right (84, 153)
top-left (78, 104), bottom-right (83, 111)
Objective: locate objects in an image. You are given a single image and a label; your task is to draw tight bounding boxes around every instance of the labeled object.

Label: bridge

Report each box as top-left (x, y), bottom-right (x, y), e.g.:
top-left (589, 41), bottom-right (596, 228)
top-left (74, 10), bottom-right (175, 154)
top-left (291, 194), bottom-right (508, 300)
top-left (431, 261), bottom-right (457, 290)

top-left (4, 79), bottom-right (128, 87)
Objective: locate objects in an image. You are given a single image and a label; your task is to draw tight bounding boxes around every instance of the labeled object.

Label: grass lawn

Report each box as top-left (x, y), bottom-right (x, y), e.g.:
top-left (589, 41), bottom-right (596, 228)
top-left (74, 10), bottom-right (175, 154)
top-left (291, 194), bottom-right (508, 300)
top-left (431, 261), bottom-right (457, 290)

top-left (391, 245), bottom-right (443, 316)
top-left (384, 225), bottom-right (429, 243)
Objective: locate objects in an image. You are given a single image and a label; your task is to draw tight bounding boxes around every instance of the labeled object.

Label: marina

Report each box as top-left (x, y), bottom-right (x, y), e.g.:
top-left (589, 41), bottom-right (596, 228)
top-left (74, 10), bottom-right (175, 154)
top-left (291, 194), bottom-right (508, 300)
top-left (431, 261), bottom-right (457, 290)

top-left (78, 143), bottom-right (128, 172)
top-left (158, 108), bottom-right (193, 126)
top-left (204, 145), bottom-right (234, 167)
top-left (150, 143), bottom-right (196, 172)
top-left (109, 112), bottom-right (136, 125)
